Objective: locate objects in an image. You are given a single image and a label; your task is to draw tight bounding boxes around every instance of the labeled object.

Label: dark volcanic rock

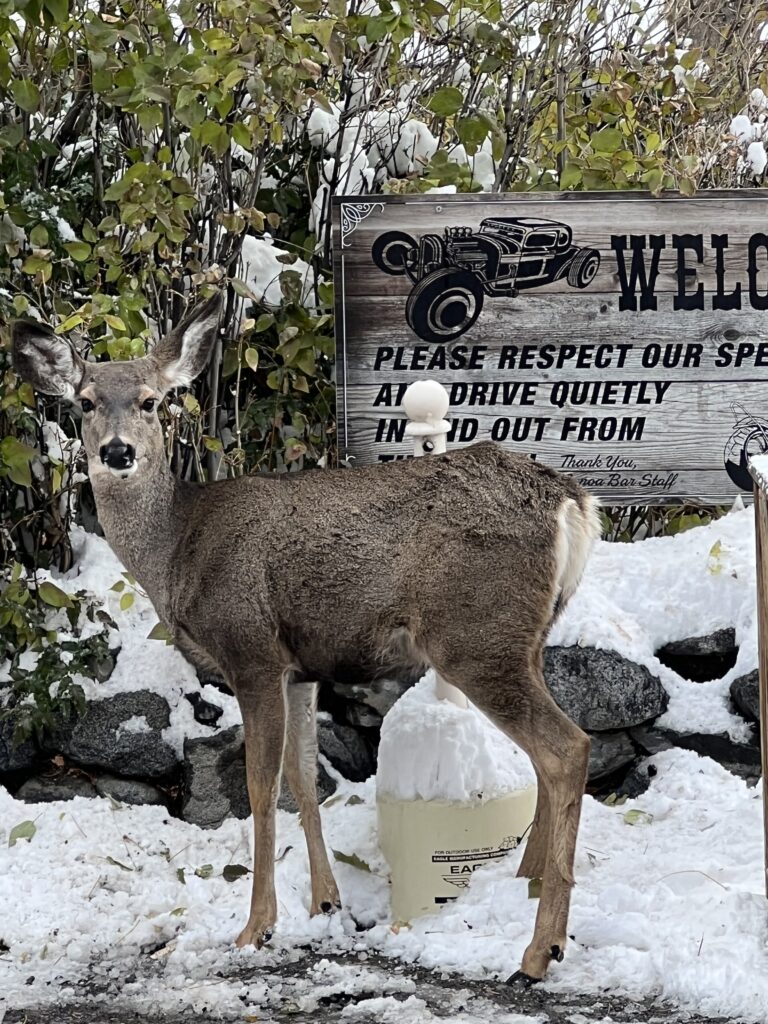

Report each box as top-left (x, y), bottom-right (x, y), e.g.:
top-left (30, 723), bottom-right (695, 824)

top-left (730, 670), bottom-right (759, 722)
top-left (656, 628), bottom-right (737, 682)
top-left (587, 730), bottom-right (636, 781)
top-left (47, 691), bottom-right (177, 778)
top-left (317, 719), bottom-right (375, 782)
top-left (94, 773), bottom-right (166, 806)
top-left (181, 725), bottom-right (337, 829)
top-left (331, 677), bottom-right (412, 719)
top-left (544, 647), bottom-right (668, 731)
top-left (618, 760), bottom-right (659, 799)
top-left (181, 726), bottom-right (249, 828)
top-left (185, 692), bottom-right (224, 728)
top-left (17, 773), bottom-right (97, 802)
top-left (0, 718), bottom-right (38, 772)
top-left (632, 724), bottom-right (760, 779)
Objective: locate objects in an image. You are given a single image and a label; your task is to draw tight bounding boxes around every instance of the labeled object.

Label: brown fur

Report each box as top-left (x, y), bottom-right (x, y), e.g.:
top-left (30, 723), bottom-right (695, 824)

top-left (12, 293), bottom-right (598, 982)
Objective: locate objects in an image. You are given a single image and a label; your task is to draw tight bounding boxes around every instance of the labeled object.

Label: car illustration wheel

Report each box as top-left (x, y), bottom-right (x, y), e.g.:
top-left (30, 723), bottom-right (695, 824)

top-left (372, 231), bottom-right (417, 276)
top-left (406, 268), bottom-right (484, 343)
top-left (567, 248), bottom-right (600, 288)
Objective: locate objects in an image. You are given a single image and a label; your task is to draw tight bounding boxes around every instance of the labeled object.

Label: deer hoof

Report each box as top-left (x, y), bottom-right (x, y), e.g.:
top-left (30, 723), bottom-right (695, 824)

top-left (551, 944), bottom-right (564, 963)
top-left (311, 896), bottom-right (342, 917)
top-left (235, 921), bottom-right (275, 949)
top-left (506, 970), bottom-right (541, 989)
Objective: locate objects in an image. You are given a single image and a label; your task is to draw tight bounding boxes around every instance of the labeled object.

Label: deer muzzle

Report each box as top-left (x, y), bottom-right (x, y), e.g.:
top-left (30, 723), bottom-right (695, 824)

top-left (100, 438), bottom-right (136, 474)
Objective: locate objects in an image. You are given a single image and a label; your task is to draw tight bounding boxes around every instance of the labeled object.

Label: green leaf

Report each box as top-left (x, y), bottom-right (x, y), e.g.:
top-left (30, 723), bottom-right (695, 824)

top-left (592, 126), bottom-right (623, 153)
top-left (222, 864), bottom-right (250, 882)
top-left (183, 393), bottom-right (200, 416)
top-left (9, 820), bottom-right (36, 847)
top-left (106, 855), bottom-right (134, 871)
top-left (332, 849), bottom-right (371, 872)
top-left (456, 117), bottom-right (488, 152)
top-left (29, 224), bottom-right (49, 247)
top-left (147, 622), bottom-right (173, 642)
top-left (527, 877), bottom-right (542, 899)
top-left (425, 86), bottom-right (464, 117)
top-left (11, 80), bottom-right (40, 113)
top-left (230, 278), bottom-right (257, 301)
top-left (244, 347), bottom-right (259, 372)
top-left (119, 592), bottom-right (135, 612)
top-left (56, 314), bottom-right (84, 333)
top-left (44, 0), bottom-right (69, 22)
top-left (38, 581), bottom-right (73, 608)
top-left (254, 313), bottom-right (274, 333)
top-left (65, 242), bottom-right (92, 263)
top-left (194, 864), bottom-right (214, 879)
top-left (176, 867), bottom-right (186, 884)
top-left (560, 163), bottom-right (582, 190)
top-left (196, 120), bottom-right (229, 158)
top-left (623, 809), bottom-right (653, 826)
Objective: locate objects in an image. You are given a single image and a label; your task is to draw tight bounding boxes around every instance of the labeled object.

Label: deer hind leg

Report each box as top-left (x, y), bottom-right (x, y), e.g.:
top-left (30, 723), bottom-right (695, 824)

top-left (235, 680), bottom-right (286, 949)
top-left (283, 681), bottom-right (341, 917)
top-left (459, 667), bottom-right (589, 984)
top-left (516, 767), bottom-right (550, 880)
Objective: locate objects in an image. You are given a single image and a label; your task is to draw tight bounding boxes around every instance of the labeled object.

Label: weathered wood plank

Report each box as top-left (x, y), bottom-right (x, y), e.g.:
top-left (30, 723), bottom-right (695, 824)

top-left (340, 296), bottom-right (768, 384)
top-left (336, 194), bottom-right (768, 298)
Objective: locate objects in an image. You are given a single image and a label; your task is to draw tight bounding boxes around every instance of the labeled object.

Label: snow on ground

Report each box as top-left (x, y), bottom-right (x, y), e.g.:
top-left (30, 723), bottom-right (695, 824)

top-left (551, 504), bottom-right (757, 742)
top-left (1, 749), bottom-right (767, 1019)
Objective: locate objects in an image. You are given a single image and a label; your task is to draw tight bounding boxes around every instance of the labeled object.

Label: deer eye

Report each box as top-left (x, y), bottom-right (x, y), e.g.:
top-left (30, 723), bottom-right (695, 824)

top-left (141, 398), bottom-right (156, 413)
top-left (80, 398), bottom-right (94, 413)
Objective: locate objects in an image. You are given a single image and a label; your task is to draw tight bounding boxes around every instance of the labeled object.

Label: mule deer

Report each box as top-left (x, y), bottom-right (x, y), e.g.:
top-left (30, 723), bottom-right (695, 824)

top-left (12, 291), bottom-right (600, 984)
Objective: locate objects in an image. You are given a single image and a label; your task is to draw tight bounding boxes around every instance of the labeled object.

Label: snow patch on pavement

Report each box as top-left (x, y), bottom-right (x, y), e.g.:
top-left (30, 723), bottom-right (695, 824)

top-left (1, 749), bottom-right (767, 1019)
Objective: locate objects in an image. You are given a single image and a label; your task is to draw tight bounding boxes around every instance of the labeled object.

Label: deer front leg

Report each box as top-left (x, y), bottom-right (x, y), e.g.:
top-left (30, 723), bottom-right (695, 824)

top-left (283, 681), bottom-right (341, 917)
top-left (235, 683), bottom-right (286, 950)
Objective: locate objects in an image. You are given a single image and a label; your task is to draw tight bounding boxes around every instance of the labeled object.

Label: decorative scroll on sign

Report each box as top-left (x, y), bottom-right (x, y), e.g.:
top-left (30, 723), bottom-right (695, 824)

top-left (332, 192), bottom-right (768, 503)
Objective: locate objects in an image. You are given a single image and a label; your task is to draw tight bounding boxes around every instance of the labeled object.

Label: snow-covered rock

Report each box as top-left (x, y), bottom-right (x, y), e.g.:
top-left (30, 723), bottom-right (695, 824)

top-left (47, 691), bottom-right (177, 778)
top-left (544, 646), bottom-right (668, 731)
top-left (730, 670), bottom-right (759, 722)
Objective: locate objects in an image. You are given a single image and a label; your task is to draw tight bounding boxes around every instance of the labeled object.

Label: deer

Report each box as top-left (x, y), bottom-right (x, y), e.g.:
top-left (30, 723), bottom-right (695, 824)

top-left (11, 290), bottom-right (601, 986)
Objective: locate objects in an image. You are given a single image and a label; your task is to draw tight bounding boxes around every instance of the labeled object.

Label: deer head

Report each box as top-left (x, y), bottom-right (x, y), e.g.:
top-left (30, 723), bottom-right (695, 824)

top-left (11, 293), bottom-right (223, 481)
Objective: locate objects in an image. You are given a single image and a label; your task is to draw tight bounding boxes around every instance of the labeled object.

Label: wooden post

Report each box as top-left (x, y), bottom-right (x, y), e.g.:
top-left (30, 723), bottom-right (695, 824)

top-left (749, 462), bottom-right (768, 897)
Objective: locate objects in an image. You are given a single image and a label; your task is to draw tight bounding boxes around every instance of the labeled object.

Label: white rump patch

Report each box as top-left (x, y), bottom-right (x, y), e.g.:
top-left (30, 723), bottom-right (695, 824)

top-left (554, 495), bottom-right (602, 608)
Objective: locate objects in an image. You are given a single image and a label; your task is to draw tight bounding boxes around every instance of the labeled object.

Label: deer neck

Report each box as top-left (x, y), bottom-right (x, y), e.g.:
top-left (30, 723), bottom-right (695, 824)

top-left (89, 458), bottom-right (187, 610)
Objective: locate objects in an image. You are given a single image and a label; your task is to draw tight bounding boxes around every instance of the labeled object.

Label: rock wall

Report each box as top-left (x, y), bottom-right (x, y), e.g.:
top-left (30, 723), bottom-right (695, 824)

top-left (1, 633), bottom-right (762, 824)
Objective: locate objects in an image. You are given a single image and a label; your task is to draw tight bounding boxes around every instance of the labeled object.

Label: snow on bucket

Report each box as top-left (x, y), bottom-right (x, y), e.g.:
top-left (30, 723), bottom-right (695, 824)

top-left (376, 673), bottom-right (537, 922)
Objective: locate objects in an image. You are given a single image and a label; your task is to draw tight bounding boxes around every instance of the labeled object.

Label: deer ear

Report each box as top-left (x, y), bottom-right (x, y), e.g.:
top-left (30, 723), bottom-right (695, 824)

top-left (11, 320), bottom-right (86, 399)
top-left (152, 292), bottom-right (224, 389)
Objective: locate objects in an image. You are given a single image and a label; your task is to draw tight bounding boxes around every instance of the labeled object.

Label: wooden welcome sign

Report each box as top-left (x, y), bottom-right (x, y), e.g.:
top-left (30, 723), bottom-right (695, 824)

top-left (332, 191), bottom-right (768, 503)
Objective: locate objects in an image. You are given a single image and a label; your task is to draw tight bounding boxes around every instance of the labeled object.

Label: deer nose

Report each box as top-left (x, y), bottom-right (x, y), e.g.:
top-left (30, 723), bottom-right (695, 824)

top-left (100, 438), bottom-right (135, 470)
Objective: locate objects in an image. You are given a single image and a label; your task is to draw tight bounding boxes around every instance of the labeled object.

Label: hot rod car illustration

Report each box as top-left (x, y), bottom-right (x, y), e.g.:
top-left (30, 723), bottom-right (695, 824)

top-left (371, 216), bottom-right (601, 343)
top-left (724, 402), bottom-right (768, 492)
